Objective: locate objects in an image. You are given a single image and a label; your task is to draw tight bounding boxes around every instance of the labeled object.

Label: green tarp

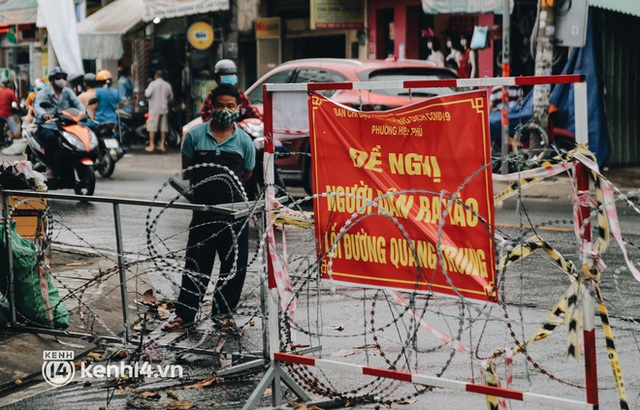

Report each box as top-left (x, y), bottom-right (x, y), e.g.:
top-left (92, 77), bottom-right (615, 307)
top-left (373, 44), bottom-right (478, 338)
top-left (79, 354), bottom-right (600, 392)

top-left (0, 220), bottom-right (68, 328)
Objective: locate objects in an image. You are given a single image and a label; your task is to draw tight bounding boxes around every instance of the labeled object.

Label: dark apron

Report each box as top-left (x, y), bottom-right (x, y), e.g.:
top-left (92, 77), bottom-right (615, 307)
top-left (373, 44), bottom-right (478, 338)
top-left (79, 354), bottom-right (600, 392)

top-left (190, 149), bottom-right (245, 206)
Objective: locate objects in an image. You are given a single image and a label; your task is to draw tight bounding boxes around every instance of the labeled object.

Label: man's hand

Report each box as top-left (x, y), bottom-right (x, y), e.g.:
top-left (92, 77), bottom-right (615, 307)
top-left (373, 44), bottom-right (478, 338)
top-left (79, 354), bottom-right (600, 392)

top-left (43, 114), bottom-right (52, 121)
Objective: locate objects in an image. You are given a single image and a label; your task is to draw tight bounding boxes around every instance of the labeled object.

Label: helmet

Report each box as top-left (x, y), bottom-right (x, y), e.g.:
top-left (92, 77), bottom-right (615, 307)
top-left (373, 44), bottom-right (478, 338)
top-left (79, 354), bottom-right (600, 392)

top-left (84, 73), bottom-right (97, 86)
top-left (214, 59), bottom-right (237, 75)
top-left (48, 66), bottom-right (67, 80)
top-left (35, 81), bottom-right (47, 91)
top-left (96, 70), bottom-right (113, 82)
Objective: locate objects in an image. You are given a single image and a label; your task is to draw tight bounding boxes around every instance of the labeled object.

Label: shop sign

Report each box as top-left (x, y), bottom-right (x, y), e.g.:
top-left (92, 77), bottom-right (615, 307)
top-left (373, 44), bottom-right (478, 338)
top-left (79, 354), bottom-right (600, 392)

top-left (187, 22), bottom-right (214, 50)
top-left (255, 17), bottom-right (280, 39)
top-left (310, 0), bottom-right (364, 30)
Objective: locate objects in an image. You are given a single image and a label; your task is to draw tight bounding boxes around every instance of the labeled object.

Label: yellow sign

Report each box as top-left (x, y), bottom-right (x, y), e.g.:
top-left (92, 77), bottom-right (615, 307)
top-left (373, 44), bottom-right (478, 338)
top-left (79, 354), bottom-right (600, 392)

top-left (255, 17), bottom-right (280, 39)
top-left (310, 0), bottom-right (364, 30)
top-left (187, 22), bottom-right (214, 50)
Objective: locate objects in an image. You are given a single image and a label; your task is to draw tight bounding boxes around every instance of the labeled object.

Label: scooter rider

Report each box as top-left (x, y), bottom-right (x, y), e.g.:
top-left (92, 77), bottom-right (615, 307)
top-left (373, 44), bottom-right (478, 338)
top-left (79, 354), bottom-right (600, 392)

top-left (34, 66), bottom-right (87, 178)
top-left (200, 59), bottom-right (262, 123)
top-left (95, 70), bottom-right (120, 125)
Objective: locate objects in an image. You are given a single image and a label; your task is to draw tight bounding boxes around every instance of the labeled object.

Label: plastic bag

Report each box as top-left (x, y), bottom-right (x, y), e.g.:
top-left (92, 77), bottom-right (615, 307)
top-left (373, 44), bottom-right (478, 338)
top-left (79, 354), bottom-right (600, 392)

top-left (12, 160), bottom-right (47, 191)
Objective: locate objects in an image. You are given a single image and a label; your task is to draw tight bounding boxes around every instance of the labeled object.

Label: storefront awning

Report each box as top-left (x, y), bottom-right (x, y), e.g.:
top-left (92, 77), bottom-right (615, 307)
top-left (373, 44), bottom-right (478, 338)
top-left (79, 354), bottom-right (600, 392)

top-left (422, 0), bottom-right (512, 14)
top-left (76, 0), bottom-right (144, 60)
top-left (0, 0), bottom-right (38, 25)
top-left (589, 0), bottom-right (640, 17)
top-left (142, 0), bottom-right (230, 22)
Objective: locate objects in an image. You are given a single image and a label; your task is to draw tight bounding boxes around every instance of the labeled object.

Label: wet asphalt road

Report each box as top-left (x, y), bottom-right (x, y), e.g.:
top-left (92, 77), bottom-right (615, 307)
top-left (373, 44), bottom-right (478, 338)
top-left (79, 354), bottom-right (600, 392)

top-left (1, 148), bottom-right (640, 409)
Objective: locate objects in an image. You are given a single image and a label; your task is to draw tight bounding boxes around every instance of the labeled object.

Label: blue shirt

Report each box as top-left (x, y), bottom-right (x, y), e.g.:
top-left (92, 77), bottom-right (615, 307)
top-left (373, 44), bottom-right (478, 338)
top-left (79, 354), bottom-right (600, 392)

top-left (183, 122), bottom-right (255, 205)
top-left (94, 86), bottom-right (120, 124)
top-left (34, 85), bottom-right (86, 129)
top-left (182, 122), bottom-right (255, 173)
top-left (118, 76), bottom-right (133, 99)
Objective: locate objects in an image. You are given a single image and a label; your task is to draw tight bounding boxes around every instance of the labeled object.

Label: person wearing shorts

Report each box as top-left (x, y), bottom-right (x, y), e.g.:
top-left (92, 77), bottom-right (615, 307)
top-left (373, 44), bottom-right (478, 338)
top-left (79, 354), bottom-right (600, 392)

top-left (144, 70), bottom-right (173, 152)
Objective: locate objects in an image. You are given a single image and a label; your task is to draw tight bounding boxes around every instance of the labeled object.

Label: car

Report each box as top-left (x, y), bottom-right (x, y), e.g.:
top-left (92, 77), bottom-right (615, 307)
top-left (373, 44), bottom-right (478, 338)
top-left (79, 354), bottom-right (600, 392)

top-left (245, 58), bottom-right (458, 194)
top-left (183, 58), bottom-right (458, 195)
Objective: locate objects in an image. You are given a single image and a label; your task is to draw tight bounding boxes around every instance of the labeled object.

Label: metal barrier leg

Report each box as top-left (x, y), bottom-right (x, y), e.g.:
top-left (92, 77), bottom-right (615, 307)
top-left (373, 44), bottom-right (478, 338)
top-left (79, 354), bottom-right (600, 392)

top-left (112, 202), bottom-right (130, 343)
top-left (242, 361), bottom-right (310, 410)
top-left (1, 189), bottom-right (17, 325)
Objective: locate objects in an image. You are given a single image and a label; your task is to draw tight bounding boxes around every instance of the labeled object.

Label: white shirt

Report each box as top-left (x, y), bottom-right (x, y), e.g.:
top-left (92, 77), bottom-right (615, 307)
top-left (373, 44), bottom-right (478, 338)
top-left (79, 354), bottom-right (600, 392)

top-left (144, 78), bottom-right (173, 115)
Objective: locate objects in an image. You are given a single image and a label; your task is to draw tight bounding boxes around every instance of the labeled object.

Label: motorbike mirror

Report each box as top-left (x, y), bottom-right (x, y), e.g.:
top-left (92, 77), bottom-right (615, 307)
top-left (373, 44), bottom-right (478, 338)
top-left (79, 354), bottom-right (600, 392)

top-left (39, 101), bottom-right (54, 109)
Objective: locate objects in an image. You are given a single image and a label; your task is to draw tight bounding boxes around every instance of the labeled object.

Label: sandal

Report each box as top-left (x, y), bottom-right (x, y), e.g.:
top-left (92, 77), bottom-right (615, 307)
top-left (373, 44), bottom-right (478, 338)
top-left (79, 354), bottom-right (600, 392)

top-left (157, 145), bottom-right (166, 152)
top-left (212, 316), bottom-right (242, 335)
top-left (145, 146), bottom-right (155, 153)
top-left (162, 316), bottom-right (193, 331)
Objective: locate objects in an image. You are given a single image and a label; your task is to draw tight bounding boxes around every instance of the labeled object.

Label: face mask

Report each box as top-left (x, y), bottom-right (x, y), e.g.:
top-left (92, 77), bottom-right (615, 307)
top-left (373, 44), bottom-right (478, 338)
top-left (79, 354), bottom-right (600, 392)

top-left (54, 79), bottom-right (66, 88)
top-left (210, 108), bottom-right (238, 128)
top-left (219, 75), bottom-right (238, 86)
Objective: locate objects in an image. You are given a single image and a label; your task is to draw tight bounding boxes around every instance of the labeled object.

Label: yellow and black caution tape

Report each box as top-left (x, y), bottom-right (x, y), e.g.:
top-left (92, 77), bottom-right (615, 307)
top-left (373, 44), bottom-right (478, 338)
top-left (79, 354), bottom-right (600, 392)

top-left (564, 282), bottom-right (581, 361)
top-left (595, 285), bottom-right (629, 409)
top-left (493, 151), bottom-right (572, 204)
top-left (498, 236), bottom-right (579, 281)
top-left (482, 358), bottom-right (501, 410)
top-left (270, 209), bottom-right (314, 228)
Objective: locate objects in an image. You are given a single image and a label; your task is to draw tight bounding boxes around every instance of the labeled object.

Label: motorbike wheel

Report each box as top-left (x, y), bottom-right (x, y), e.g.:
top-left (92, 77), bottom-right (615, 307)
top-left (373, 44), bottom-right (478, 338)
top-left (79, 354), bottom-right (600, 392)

top-left (166, 126), bottom-right (181, 148)
top-left (74, 164), bottom-right (96, 196)
top-left (96, 148), bottom-right (115, 178)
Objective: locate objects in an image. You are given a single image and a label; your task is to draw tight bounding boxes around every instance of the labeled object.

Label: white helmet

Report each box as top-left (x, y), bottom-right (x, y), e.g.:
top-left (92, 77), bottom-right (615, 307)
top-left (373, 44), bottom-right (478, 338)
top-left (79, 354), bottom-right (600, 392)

top-left (214, 59), bottom-right (237, 75)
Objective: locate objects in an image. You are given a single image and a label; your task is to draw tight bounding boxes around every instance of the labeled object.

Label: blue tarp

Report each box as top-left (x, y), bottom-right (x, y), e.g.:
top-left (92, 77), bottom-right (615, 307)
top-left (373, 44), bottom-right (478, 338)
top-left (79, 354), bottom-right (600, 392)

top-left (489, 10), bottom-right (611, 166)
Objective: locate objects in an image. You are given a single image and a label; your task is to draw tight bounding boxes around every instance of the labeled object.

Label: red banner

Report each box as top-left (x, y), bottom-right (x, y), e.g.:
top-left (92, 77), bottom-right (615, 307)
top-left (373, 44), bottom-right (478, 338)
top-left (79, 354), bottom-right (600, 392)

top-left (309, 91), bottom-right (497, 302)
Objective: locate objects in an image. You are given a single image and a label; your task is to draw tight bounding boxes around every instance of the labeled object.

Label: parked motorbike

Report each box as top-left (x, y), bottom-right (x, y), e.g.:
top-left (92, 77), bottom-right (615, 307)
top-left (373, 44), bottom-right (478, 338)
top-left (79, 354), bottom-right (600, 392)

top-left (490, 104), bottom-right (576, 173)
top-left (88, 121), bottom-right (125, 178)
top-left (24, 101), bottom-right (98, 195)
top-left (116, 101), bottom-right (181, 149)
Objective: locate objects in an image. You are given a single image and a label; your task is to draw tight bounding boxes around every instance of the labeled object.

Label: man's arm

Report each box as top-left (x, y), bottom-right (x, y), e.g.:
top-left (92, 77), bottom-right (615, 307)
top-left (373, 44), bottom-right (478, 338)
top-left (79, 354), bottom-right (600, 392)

top-left (34, 90), bottom-right (49, 119)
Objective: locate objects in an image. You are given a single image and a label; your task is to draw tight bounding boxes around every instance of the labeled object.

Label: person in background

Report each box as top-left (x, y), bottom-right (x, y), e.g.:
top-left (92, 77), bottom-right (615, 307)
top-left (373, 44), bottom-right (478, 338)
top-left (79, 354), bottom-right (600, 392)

top-left (1, 77), bottom-right (40, 155)
top-left (117, 65), bottom-right (134, 100)
top-left (144, 70), bottom-right (173, 152)
top-left (163, 83), bottom-right (255, 332)
top-left (94, 70), bottom-right (120, 126)
top-left (25, 78), bottom-right (44, 109)
top-left (34, 67), bottom-right (86, 178)
top-left (78, 73), bottom-right (98, 120)
top-left (490, 84), bottom-right (524, 112)
top-left (200, 59), bottom-right (261, 122)
top-left (0, 77), bottom-right (19, 141)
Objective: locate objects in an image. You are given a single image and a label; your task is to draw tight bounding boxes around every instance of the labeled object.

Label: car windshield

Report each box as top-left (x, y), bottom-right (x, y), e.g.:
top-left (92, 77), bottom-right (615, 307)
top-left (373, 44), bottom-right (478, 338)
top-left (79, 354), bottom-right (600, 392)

top-left (247, 69), bottom-right (295, 105)
top-left (363, 69), bottom-right (456, 97)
